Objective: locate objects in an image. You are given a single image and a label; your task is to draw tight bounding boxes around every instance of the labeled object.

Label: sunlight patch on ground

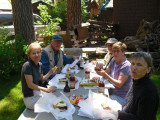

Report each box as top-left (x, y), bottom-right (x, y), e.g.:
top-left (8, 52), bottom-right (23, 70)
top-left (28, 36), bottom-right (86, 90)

top-left (0, 81), bottom-right (23, 111)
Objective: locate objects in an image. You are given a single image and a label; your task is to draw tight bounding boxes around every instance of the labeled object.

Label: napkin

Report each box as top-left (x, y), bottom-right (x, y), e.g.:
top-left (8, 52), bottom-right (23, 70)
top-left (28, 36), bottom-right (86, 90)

top-left (61, 64), bottom-right (69, 73)
top-left (48, 74), bottom-right (81, 90)
top-left (90, 72), bottom-right (102, 79)
top-left (61, 64), bottom-right (80, 74)
top-left (78, 90), bottom-right (122, 120)
top-left (34, 91), bottom-right (75, 120)
top-left (69, 55), bottom-right (81, 68)
top-left (83, 63), bottom-right (96, 73)
top-left (104, 79), bottom-right (115, 88)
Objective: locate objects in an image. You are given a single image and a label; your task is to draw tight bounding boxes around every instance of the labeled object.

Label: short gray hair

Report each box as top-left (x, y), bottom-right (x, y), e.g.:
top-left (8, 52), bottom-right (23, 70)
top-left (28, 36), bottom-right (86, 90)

top-left (131, 52), bottom-right (153, 75)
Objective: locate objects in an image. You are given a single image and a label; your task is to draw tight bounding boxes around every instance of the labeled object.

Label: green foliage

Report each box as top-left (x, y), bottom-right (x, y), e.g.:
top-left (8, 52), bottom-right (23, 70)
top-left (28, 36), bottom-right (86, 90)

top-left (150, 71), bottom-right (160, 94)
top-left (38, 0), bottom-right (91, 31)
top-left (150, 71), bottom-right (160, 120)
top-left (51, 0), bottom-right (67, 29)
top-left (8, 0), bottom-right (11, 3)
top-left (0, 28), bottom-right (27, 80)
top-left (37, 4), bottom-right (62, 37)
top-left (103, 36), bottom-right (108, 39)
top-left (81, 0), bottom-right (92, 22)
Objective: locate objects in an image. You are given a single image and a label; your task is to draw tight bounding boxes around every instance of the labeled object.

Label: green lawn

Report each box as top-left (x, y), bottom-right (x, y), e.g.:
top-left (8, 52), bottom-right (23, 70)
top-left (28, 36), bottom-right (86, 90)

top-left (0, 72), bottom-right (160, 120)
top-left (0, 74), bottom-right (25, 120)
top-left (150, 72), bottom-right (160, 120)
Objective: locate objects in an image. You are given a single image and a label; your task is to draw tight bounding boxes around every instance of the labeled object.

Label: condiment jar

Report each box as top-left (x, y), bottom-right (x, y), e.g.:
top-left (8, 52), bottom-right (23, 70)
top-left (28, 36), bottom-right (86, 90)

top-left (64, 81), bottom-right (70, 92)
top-left (85, 70), bottom-right (90, 79)
top-left (98, 80), bottom-right (105, 93)
top-left (69, 77), bottom-right (75, 89)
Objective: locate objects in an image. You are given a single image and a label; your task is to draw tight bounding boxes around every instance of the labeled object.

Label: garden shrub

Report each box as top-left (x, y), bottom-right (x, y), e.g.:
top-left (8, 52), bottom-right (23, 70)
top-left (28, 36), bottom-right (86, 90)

top-left (37, 4), bottom-right (62, 36)
top-left (50, 0), bottom-right (67, 30)
top-left (38, 0), bottom-right (91, 30)
top-left (0, 28), bottom-right (27, 80)
top-left (37, 3), bottom-right (62, 47)
top-left (37, 0), bottom-right (91, 48)
top-left (81, 0), bottom-right (92, 22)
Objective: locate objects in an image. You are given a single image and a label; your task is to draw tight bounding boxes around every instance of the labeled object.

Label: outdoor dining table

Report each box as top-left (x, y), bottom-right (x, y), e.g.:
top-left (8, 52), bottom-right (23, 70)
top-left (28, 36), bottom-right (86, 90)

top-left (35, 69), bottom-right (112, 120)
top-left (35, 88), bottom-right (93, 120)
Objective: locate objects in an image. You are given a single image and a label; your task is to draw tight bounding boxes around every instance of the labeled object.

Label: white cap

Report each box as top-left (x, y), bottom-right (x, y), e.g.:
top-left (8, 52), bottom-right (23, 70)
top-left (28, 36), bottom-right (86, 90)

top-left (106, 38), bottom-right (118, 44)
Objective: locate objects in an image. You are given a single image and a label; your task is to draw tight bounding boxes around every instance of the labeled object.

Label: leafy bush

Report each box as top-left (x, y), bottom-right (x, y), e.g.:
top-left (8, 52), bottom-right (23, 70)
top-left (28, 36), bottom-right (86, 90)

top-left (0, 28), bottom-right (27, 80)
top-left (37, 4), bottom-right (62, 37)
top-left (37, 3), bottom-right (62, 47)
top-left (38, 0), bottom-right (91, 30)
top-left (37, 0), bottom-right (91, 47)
top-left (50, 0), bottom-right (67, 29)
top-left (81, 0), bottom-right (92, 22)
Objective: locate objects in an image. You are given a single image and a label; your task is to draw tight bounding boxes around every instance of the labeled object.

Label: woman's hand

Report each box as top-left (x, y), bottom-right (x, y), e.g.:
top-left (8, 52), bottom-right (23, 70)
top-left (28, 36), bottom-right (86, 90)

top-left (45, 86), bottom-right (57, 93)
top-left (95, 63), bottom-right (102, 71)
top-left (96, 69), bottom-right (106, 77)
top-left (96, 63), bottom-right (104, 69)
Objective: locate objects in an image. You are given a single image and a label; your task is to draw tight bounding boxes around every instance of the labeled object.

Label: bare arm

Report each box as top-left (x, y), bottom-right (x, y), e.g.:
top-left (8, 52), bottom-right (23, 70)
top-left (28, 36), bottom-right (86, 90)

top-left (104, 73), bottom-right (129, 88)
top-left (105, 68), bottom-right (111, 74)
top-left (24, 75), bottom-right (56, 92)
top-left (42, 69), bottom-right (57, 81)
top-left (96, 69), bottom-right (129, 88)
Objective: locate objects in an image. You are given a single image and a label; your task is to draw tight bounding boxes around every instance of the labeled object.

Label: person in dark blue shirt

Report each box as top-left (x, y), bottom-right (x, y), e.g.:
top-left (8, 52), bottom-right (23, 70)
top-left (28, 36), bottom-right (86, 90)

top-left (40, 35), bottom-right (75, 81)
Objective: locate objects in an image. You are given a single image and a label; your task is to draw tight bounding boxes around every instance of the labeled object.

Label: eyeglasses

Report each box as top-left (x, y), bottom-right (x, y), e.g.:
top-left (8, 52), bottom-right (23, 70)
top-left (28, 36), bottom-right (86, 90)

top-left (31, 51), bottom-right (41, 56)
top-left (107, 44), bottom-right (113, 47)
top-left (112, 50), bottom-right (121, 53)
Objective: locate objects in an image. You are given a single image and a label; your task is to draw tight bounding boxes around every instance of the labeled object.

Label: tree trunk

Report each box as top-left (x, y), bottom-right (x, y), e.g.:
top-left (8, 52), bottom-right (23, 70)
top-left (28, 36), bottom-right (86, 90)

top-left (11, 0), bottom-right (35, 44)
top-left (67, 0), bottom-right (82, 30)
